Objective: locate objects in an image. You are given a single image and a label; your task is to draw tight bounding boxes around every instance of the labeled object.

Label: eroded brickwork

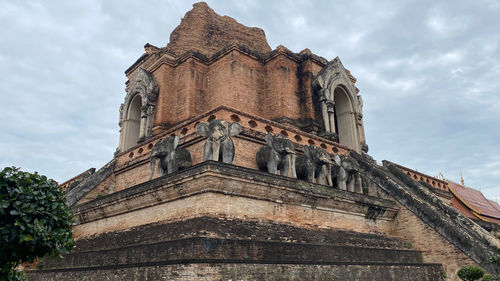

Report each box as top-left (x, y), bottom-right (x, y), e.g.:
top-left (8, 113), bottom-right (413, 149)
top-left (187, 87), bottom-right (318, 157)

top-left (165, 2), bottom-right (271, 57)
top-left (73, 163), bottom-right (397, 239)
top-left (390, 202), bottom-right (481, 281)
top-left (28, 263), bottom-right (444, 281)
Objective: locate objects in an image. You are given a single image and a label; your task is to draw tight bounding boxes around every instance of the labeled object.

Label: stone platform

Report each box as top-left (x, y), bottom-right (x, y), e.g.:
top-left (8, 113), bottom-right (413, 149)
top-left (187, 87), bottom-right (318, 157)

top-left (29, 217), bottom-right (443, 281)
top-left (28, 162), bottom-right (444, 280)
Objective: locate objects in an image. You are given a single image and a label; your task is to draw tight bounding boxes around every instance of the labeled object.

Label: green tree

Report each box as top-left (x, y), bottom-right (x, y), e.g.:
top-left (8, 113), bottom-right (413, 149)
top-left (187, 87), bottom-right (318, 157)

top-left (488, 255), bottom-right (500, 266)
top-left (482, 274), bottom-right (493, 281)
top-left (457, 265), bottom-right (484, 281)
top-left (0, 167), bottom-right (74, 280)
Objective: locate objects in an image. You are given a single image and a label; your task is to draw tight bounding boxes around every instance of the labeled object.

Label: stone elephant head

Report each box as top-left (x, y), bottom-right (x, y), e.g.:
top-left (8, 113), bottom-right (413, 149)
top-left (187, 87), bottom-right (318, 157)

top-left (195, 119), bottom-right (242, 164)
top-left (332, 154), bottom-right (347, 190)
top-left (296, 145), bottom-right (333, 186)
top-left (256, 133), bottom-right (297, 178)
top-left (149, 135), bottom-right (192, 180)
top-left (332, 154), bottom-right (362, 193)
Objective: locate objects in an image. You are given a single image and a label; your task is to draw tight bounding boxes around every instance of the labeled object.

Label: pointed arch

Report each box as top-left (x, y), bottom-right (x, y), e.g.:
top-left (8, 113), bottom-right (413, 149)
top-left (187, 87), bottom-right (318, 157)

top-left (313, 57), bottom-right (364, 152)
top-left (118, 68), bottom-right (159, 152)
top-left (334, 86), bottom-right (359, 150)
top-left (123, 94), bottom-right (142, 150)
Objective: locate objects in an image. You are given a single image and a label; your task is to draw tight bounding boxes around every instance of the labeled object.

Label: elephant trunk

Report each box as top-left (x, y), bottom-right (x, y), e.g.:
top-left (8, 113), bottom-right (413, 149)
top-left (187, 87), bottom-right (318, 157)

top-left (149, 156), bottom-right (157, 180)
top-left (166, 151), bottom-right (178, 174)
top-left (290, 154), bottom-right (297, 178)
top-left (211, 140), bottom-right (221, 162)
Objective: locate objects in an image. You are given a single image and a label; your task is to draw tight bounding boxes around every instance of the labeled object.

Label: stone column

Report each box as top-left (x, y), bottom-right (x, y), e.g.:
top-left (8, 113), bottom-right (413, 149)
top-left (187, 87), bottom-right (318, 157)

top-left (320, 88), bottom-right (336, 133)
top-left (139, 111), bottom-right (147, 140)
top-left (319, 89), bottom-right (329, 132)
top-left (145, 104), bottom-right (155, 138)
top-left (326, 100), bottom-right (336, 133)
top-left (118, 121), bottom-right (125, 152)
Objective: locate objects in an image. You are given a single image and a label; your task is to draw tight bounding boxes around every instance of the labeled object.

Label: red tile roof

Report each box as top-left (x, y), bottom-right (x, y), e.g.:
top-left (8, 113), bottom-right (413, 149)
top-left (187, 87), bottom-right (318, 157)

top-left (447, 180), bottom-right (500, 222)
top-left (450, 197), bottom-right (481, 220)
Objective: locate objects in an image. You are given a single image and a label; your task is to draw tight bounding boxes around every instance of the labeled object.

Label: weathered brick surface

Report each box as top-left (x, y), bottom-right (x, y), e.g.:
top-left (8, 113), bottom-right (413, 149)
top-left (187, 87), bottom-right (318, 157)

top-left (390, 202), bottom-right (481, 281)
top-left (72, 162), bottom-right (398, 239)
top-left (71, 217), bottom-right (414, 252)
top-left (144, 49), bottom-right (323, 133)
top-left (348, 152), bottom-right (500, 280)
top-left (28, 263), bottom-right (444, 281)
top-left (165, 2), bottom-right (271, 57)
top-left (30, 216), bottom-right (444, 281)
top-left (43, 238), bottom-right (424, 269)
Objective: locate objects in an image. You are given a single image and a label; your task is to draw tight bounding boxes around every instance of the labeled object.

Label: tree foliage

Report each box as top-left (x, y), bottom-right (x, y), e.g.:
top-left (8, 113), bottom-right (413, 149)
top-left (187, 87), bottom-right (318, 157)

top-left (482, 274), bottom-right (494, 281)
top-left (488, 255), bottom-right (500, 266)
top-left (457, 265), bottom-right (484, 281)
top-left (0, 167), bottom-right (74, 280)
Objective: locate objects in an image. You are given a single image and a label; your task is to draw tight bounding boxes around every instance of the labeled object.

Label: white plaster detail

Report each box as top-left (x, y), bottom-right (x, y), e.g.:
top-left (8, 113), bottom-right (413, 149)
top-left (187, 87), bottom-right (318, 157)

top-left (314, 57), bottom-right (365, 152)
top-left (118, 68), bottom-right (159, 152)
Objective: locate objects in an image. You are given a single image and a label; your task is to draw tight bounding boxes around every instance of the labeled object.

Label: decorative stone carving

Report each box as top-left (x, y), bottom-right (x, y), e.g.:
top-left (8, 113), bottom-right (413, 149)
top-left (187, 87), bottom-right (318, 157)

top-left (339, 155), bottom-right (363, 193)
top-left (149, 135), bottom-right (192, 180)
top-left (296, 145), bottom-right (333, 186)
top-left (313, 57), bottom-right (365, 152)
top-left (314, 58), bottom-right (357, 133)
top-left (119, 68), bottom-right (159, 151)
top-left (195, 120), bottom-right (242, 164)
top-left (332, 155), bottom-right (347, 190)
top-left (256, 133), bottom-right (297, 178)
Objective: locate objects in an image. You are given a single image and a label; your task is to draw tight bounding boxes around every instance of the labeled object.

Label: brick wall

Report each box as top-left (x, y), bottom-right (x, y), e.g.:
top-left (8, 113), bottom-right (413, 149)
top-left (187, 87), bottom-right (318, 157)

top-left (389, 201), bottom-right (481, 281)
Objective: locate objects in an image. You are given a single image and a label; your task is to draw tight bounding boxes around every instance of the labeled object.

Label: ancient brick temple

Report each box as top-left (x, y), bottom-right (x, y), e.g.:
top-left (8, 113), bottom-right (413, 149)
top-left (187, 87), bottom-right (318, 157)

top-left (29, 3), bottom-right (500, 281)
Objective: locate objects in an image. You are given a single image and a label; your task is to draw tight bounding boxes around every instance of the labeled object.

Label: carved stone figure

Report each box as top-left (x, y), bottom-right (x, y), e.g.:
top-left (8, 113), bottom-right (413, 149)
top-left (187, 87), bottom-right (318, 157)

top-left (296, 145), bottom-right (333, 186)
top-left (149, 136), bottom-right (192, 180)
top-left (195, 120), bottom-right (242, 164)
top-left (256, 133), bottom-right (297, 178)
top-left (332, 154), bottom-right (347, 190)
top-left (339, 155), bottom-right (363, 193)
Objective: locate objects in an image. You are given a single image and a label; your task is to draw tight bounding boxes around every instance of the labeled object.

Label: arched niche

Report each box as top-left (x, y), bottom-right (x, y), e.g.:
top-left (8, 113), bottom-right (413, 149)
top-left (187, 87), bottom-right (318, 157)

top-left (118, 68), bottom-right (159, 152)
top-left (313, 57), bottom-right (365, 152)
top-left (123, 94), bottom-right (142, 150)
top-left (334, 86), bottom-right (359, 150)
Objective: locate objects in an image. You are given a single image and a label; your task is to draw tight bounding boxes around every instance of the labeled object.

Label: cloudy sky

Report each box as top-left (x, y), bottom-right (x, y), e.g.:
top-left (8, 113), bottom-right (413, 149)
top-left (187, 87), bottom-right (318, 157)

top-left (1, 0), bottom-right (499, 199)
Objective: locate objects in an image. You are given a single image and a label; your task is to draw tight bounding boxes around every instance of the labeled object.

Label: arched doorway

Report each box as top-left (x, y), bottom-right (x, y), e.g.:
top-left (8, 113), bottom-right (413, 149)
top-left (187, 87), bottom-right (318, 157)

top-left (334, 86), bottom-right (358, 150)
top-left (123, 94), bottom-right (142, 150)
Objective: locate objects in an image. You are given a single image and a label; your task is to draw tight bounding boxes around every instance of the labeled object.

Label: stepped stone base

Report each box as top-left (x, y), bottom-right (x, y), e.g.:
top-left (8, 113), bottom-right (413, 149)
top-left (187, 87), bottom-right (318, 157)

top-left (29, 263), bottom-right (444, 281)
top-left (28, 217), bottom-right (443, 281)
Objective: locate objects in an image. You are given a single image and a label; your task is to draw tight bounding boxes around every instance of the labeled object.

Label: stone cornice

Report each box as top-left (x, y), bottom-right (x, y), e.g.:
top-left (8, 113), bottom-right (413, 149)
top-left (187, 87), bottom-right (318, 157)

top-left (74, 161), bottom-right (399, 226)
top-left (125, 43), bottom-right (328, 77)
top-left (114, 105), bottom-right (352, 159)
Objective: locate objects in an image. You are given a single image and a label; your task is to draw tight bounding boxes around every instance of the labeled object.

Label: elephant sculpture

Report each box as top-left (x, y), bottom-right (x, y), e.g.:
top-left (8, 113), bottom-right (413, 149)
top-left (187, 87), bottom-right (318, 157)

top-left (195, 119), bottom-right (242, 164)
top-left (149, 135), bottom-right (192, 180)
top-left (337, 155), bottom-right (362, 193)
top-left (256, 133), bottom-right (297, 178)
top-left (296, 145), bottom-right (333, 186)
top-left (332, 154), bottom-right (347, 190)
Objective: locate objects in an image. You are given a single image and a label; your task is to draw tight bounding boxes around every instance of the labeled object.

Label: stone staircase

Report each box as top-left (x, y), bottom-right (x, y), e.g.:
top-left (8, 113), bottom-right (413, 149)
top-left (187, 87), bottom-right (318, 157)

top-left (346, 151), bottom-right (500, 277)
